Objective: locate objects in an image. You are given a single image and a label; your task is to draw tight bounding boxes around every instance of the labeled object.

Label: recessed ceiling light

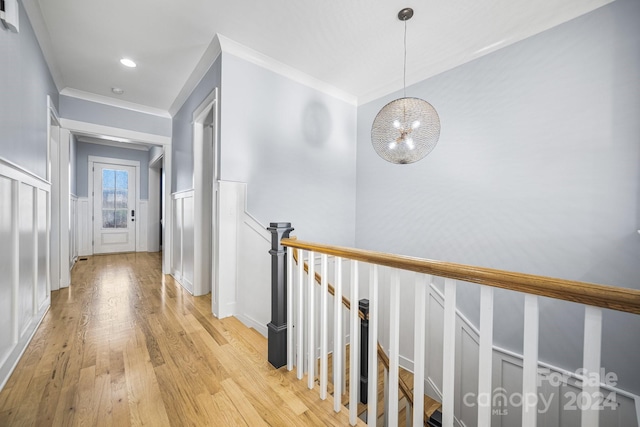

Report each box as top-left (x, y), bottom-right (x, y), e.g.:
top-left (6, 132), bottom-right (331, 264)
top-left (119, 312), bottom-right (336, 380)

top-left (120, 58), bottom-right (137, 68)
top-left (112, 87), bottom-right (124, 95)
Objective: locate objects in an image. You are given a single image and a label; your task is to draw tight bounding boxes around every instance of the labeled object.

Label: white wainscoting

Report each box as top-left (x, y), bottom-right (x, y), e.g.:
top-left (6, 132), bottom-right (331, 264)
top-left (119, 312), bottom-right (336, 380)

top-left (171, 190), bottom-right (194, 293)
top-left (235, 209), bottom-right (271, 335)
top-left (77, 197), bottom-right (91, 256)
top-left (137, 200), bottom-right (148, 252)
top-left (0, 158), bottom-right (51, 391)
top-left (394, 282), bottom-right (640, 427)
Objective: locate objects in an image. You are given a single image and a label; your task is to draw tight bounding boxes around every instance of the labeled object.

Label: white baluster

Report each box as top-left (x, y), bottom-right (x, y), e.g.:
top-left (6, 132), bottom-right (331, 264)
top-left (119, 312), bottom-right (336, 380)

top-left (389, 269), bottom-right (400, 427)
top-left (349, 260), bottom-right (360, 426)
top-left (478, 285), bottom-right (494, 427)
top-left (522, 294), bottom-right (539, 427)
top-left (384, 367), bottom-right (390, 427)
top-left (582, 306), bottom-right (602, 427)
top-left (308, 251), bottom-right (315, 389)
top-left (320, 254), bottom-right (329, 400)
top-left (297, 249), bottom-right (304, 380)
top-left (368, 264), bottom-right (379, 425)
top-left (413, 274), bottom-right (429, 427)
top-left (442, 278), bottom-right (457, 427)
top-left (334, 256), bottom-right (343, 413)
top-left (287, 245), bottom-right (293, 371)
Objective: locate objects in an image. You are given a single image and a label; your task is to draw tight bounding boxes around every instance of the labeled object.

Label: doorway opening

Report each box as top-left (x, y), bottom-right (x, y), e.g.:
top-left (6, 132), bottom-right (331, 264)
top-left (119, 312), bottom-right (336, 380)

top-left (91, 160), bottom-right (137, 254)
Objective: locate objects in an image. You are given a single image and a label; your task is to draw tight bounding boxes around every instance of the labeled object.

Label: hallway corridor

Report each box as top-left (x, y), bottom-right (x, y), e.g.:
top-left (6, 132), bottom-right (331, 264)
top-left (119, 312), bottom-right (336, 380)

top-left (0, 253), bottom-right (359, 426)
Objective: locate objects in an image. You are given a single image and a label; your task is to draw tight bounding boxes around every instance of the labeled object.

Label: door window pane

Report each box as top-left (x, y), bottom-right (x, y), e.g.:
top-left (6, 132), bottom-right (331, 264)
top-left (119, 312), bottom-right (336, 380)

top-left (115, 209), bottom-right (128, 228)
top-left (102, 209), bottom-right (115, 228)
top-left (102, 169), bottom-right (115, 209)
top-left (102, 169), bottom-right (129, 229)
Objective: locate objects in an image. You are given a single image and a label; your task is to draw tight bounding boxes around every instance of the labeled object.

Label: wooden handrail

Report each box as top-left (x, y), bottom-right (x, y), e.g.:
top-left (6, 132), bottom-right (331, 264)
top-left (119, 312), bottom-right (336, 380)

top-left (282, 238), bottom-right (640, 315)
top-left (290, 245), bottom-right (418, 415)
top-left (291, 246), bottom-right (363, 320)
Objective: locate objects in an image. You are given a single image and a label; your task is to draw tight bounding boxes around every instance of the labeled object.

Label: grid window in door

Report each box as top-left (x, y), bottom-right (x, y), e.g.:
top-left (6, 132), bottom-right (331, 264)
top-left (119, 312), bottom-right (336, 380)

top-left (102, 169), bottom-right (129, 228)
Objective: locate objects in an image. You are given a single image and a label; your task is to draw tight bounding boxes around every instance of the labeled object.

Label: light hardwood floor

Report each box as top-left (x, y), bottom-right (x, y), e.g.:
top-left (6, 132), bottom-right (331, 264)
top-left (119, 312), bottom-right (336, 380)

top-left (0, 252), bottom-right (364, 426)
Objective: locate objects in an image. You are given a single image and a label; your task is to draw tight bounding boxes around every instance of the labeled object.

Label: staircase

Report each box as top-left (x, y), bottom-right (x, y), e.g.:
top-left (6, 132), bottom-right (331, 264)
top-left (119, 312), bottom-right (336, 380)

top-left (285, 243), bottom-right (442, 426)
top-left (318, 345), bottom-right (442, 426)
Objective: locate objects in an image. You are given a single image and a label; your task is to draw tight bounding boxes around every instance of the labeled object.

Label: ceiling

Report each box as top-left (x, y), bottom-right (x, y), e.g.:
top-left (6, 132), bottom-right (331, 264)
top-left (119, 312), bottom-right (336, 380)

top-left (26, 0), bottom-right (612, 115)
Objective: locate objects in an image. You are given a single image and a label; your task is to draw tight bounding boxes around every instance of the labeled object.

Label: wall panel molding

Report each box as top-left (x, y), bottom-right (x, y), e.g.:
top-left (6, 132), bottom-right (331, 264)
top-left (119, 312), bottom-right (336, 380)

top-left (171, 190), bottom-right (194, 293)
top-left (77, 197), bottom-right (91, 256)
top-left (0, 160), bottom-right (50, 392)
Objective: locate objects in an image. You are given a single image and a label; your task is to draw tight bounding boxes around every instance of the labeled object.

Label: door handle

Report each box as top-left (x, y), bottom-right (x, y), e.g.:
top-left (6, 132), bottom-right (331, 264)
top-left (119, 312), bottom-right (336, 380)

top-left (131, 209), bottom-right (135, 221)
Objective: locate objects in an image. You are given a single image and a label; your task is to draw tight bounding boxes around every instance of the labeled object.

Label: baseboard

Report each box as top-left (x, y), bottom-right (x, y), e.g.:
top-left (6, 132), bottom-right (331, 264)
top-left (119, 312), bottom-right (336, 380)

top-left (0, 304), bottom-right (49, 392)
top-left (236, 313), bottom-right (268, 337)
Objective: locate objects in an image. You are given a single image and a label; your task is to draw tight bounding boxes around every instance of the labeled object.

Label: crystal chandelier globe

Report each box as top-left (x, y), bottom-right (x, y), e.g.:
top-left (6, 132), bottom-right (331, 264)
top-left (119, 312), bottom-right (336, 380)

top-left (371, 8), bottom-right (441, 164)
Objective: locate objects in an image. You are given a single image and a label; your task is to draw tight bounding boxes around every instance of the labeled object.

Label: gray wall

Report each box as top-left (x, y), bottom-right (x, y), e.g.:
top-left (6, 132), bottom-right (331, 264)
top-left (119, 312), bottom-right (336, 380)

top-left (171, 56), bottom-right (222, 193)
top-left (59, 95), bottom-right (172, 137)
top-left (0, 0), bottom-right (59, 178)
top-left (221, 53), bottom-right (357, 245)
top-left (75, 142), bottom-right (150, 199)
top-left (356, 0), bottom-right (640, 394)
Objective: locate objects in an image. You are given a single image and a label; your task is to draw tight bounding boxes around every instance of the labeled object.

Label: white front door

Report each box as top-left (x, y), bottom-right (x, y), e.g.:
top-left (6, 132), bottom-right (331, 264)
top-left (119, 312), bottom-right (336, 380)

top-left (93, 163), bottom-right (136, 253)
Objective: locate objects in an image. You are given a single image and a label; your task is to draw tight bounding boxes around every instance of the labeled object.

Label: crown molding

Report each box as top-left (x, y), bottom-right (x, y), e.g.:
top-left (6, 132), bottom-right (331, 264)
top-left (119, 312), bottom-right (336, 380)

top-left (21, 0), bottom-right (64, 91)
top-left (217, 34), bottom-right (357, 106)
top-left (60, 88), bottom-right (171, 118)
top-left (169, 34), bottom-right (222, 116)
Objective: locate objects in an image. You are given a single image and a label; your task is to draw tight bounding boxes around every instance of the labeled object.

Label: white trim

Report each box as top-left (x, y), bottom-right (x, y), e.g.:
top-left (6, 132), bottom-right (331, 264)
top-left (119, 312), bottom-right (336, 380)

top-left (76, 198), bottom-right (91, 256)
top-left (60, 88), bottom-right (171, 118)
top-left (88, 156), bottom-right (143, 168)
top-left (60, 119), bottom-right (171, 146)
top-left (172, 189), bottom-right (195, 198)
top-left (169, 35), bottom-right (222, 116)
top-left (162, 147), bottom-right (172, 274)
top-left (149, 151), bottom-right (163, 168)
top-left (0, 160), bottom-right (51, 392)
top-left (492, 345), bottom-right (640, 402)
top-left (76, 136), bottom-right (151, 152)
top-left (218, 35), bottom-right (357, 106)
top-left (58, 128), bottom-right (71, 289)
top-left (442, 278), bottom-right (457, 427)
top-left (522, 294), bottom-right (539, 427)
top-left (46, 96), bottom-right (60, 294)
top-left (235, 313), bottom-right (268, 337)
top-left (88, 156), bottom-right (141, 254)
top-left (192, 88), bottom-right (219, 297)
top-left (0, 157), bottom-right (50, 189)
top-left (46, 96), bottom-right (60, 183)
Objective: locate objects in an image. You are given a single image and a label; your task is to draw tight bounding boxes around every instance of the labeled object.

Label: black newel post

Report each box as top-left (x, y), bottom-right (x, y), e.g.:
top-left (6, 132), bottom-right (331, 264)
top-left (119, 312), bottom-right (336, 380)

top-left (359, 299), bottom-right (370, 404)
top-left (267, 222), bottom-right (294, 369)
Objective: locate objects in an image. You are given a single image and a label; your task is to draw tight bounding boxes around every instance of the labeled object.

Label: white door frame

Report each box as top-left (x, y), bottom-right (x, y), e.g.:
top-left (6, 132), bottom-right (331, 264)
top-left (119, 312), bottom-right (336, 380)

top-left (148, 152), bottom-right (163, 253)
top-left (59, 119), bottom-right (173, 274)
top-left (192, 88), bottom-right (219, 299)
top-left (88, 156), bottom-right (140, 254)
top-left (46, 96), bottom-right (61, 292)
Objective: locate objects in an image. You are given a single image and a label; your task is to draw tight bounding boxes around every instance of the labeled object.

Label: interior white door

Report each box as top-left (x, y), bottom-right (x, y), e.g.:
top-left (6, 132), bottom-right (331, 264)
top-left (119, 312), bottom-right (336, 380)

top-left (93, 163), bottom-right (136, 253)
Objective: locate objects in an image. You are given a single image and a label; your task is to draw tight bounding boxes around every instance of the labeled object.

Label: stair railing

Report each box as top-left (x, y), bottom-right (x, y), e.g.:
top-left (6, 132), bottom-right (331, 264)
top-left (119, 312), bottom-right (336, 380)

top-left (267, 224), bottom-right (640, 427)
top-left (290, 244), bottom-right (422, 422)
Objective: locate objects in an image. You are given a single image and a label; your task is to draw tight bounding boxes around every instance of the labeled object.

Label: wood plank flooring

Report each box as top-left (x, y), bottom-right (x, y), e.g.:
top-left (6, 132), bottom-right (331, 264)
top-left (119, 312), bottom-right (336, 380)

top-left (0, 252), bottom-right (364, 426)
